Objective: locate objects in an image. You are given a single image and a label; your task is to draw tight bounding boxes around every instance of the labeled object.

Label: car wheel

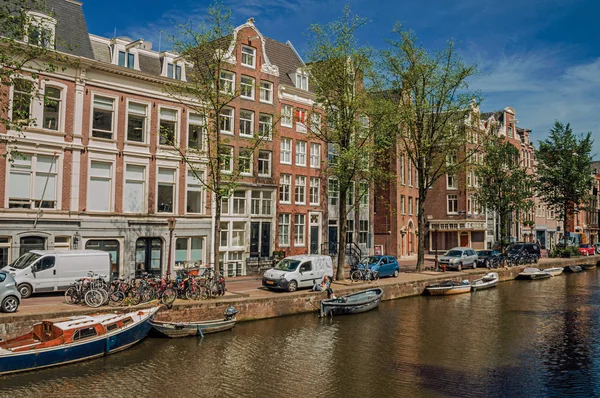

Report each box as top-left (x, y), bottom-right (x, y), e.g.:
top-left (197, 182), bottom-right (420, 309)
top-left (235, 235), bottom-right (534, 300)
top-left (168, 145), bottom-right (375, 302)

top-left (457, 263), bottom-right (462, 271)
top-left (287, 280), bottom-right (298, 292)
top-left (1, 296), bottom-right (19, 313)
top-left (18, 284), bottom-right (32, 299)
top-left (472, 262), bottom-right (477, 269)
top-left (393, 269), bottom-right (399, 278)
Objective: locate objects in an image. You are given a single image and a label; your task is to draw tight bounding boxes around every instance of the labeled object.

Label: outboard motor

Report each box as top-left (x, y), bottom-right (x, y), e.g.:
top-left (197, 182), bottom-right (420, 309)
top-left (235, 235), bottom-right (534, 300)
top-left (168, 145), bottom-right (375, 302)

top-left (224, 306), bottom-right (238, 320)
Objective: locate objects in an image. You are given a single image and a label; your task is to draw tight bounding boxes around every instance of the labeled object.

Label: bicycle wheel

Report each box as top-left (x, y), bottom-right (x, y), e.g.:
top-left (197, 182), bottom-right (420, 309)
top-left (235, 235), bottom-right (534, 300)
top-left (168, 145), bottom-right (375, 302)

top-left (85, 289), bottom-right (104, 308)
top-left (64, 287), bottom-right (79, 305)
top-left (110, 290), bottom-right (125, 306)
top-left (185, 286), bottom-right (200, 301)
top-left (350, 270), bottom-right (362, 283)
top-left (141, 286), bottom-right (156, 303)
top-left (199, 286), bottom-right (210, 300)
top-left (371, 271), bottom-right (380, 283)
top-left (160, 288), bottom-right (177, 305)
top-left (126, 288), bottom-right (142, 306)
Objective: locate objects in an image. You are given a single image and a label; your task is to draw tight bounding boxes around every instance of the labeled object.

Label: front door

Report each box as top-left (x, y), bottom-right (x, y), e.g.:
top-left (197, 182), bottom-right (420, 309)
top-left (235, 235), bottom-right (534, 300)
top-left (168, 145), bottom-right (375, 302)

top-left (328, 227), bottom-right (338, 255)
top-left (32, 255), bottom-right (57, 292)
top-left (250, 222), bottom-right (260, 257)
top-left (460, 233), bottom-right (469, 247)
top-left (135, 238), bottom-right (163, 276)
top-left (310, 226), bottom-right (319, 254)
top-left (260, 222), bottom-right (271, 257)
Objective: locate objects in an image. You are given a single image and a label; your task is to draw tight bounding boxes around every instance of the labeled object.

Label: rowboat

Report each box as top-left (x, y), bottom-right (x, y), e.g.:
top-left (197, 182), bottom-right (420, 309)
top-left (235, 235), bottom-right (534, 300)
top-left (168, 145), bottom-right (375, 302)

top-left (517, 267), bottom-right (551, 280)
top-left (471, 272), bottom-right (499, 291)
top-left (544, 267), bottom-right (564, 276)
top-left (320, 288), bottom-right (383, 317)
top-left (564, 265), bottom-right (583, 273)
top-left (0, 307), bottom-right (158, 375)
top-left (150, 306), bottom-right (238, 338)
top-left (425, 280), bottom-right (472, 295)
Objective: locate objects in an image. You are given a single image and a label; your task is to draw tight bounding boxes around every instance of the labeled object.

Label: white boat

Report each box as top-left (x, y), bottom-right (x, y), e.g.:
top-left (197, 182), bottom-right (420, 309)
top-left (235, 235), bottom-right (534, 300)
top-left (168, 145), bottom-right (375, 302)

top-left (517, 267), bottom-right (551, 280)
top-left (471, 272), bottom-right (499, 291)
top-left (425, 280), bottom-right (472, 295)
top-left (544, 267), bottom-right (564, 277)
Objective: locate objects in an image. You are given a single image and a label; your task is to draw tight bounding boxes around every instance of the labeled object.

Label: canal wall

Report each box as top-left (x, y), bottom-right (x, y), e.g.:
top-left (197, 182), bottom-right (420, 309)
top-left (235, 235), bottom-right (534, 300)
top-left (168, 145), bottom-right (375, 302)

top-left (1, 256), bottom-right (598, 340)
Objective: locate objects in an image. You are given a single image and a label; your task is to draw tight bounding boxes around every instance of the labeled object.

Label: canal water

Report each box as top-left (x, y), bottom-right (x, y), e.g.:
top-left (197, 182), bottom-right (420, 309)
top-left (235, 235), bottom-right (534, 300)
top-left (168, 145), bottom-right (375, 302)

top-left (3, 270), bottom-right (600, 397)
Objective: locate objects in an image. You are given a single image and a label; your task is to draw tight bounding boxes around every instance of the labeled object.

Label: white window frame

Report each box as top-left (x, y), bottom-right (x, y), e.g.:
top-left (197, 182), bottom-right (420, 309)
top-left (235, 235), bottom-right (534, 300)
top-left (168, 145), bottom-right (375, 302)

top-left (239, 148), bottom-right (253, 176)
top-left (328, 178), bottom-right (339, 206)
top-left (41, 84), bottom-right (64, 131)
top-left (241, 46), bottom-right (256, 68)
top-left (220, 70), bottom-right (235, 94)
top-left (240, 75), bottom-right (255, 100)
top-left (158, 107), bottom-right (179, 146)
top-left (259, 114), bottom-right (272, 140)
top-left (281, 105), bottom-right (293, 128)
top-left (295, 109), bottom-right (307, 133)
top-left (280, 137), bottom-right (292, 164)
top-left (310, 143), bottom-right (321, 168)
top-left (310, 177), bottom-right (320, 205)
top-left (188, 113), bottom-right (205, 150)
top-left (400, 195), bottom-right (406, 214)
top-left (258, 150), bottom-right (272, 177)
top-left (239, 109), bottom-right (254, 137)
top-left (126, 101), bottom-right (148, 144)
top-left (279, 174), bottom-right (291, 204)
top-left (295, 175), bottom-right (306, 205)
top-left (186, 169), bottom-right (205, 214)
top-left (296, 73), bottom-right (308, 90)
top-left (220, 146), bottom-right (234, 173)
top-left (157, 167), bottom-right (177, 214)
top-left (295, 140), bottom-right (307, 167)
top-left (294, 214), bottom-right (306, 246)
top-left (88, 160), bottom-right (113, 212)
top-left (220, 107), bottom-right (234, 135)
top-left (260, 81), bottom-right (273, 103)
top-left (8, 153), bottom-right (59, 210)
top-left (310, 113), bottom-right (321, 134)
top-left (232, 191), bottom-right (246, 215)
top-left (91, 94), bottom-right (116, 140)
top-left (447, 194), bottom-right (458, 214)
top-left (447, 174), bottom-right (458, 190)
top-left (279, 213), bottom-right (290, 247)
top-left (123, 163), bottom-right (146, 213)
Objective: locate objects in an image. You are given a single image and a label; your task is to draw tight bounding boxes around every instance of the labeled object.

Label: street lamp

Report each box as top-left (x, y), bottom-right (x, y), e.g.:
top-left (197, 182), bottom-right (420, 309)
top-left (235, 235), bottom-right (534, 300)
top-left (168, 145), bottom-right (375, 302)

top-left (166, 217), bottom-right (177, 277)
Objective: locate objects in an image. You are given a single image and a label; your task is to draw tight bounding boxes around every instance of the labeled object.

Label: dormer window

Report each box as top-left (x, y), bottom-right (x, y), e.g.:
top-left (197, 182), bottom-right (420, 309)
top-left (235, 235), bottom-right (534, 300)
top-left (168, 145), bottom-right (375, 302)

top-left (118, 51), bottom-right (135, 69)
top-left (167, 63), bottom-right (182, 80)
top-left (25, 12), bottom-right (56, 49)
top-left (241, 46), bottom-right (256, 68)
top-left (296, 74), bottom-right (308, 91)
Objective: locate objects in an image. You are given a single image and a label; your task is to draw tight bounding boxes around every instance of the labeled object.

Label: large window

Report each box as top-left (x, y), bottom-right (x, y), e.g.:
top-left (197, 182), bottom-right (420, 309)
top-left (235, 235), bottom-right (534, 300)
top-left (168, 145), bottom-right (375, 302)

top-left (43, 86), bottom-right (61, 130)
top-left (408, 197), bottom-right (413, 215)
top-left (240, 109), bottom-right (254, 137)
top-left (127, 102), bottom-right (147, 143)
top-left (240, 76), bottom-right (254, 100)
top-left (281, 105), bottom-right (293, 127)
top-left (447, 194), bottom-right (458, 214)
top-left (251, 191), bottom-right (272, 216)
top-left (279, 214), bottom-right (290, 246)
top-left (159, 108), bottom-right (177, 145)
top-left (328, 178), bottom-right (339, 206)
top-left (258, 150), bottom-right (271, 177)
top-left (447, 174), bottom-right (457, 190)
top-left (9, 154), bottom-right (57, 209)
top-left (92, 96), bottom-right (114, 139)
top-left (296, 141), bottom-right (306, 166)
top-left (260, 81), bottom-right (273, 103)
top-left (88, 161), bottom-right (112, 212)
top-left (359, 181), bottom-right (369, 206)
top-left (124, 164), bottom-right (145, 213)
top-left (157, 168), bottom-right (176, 213)
top-left (359, 220), bottom-right (369, 245)
top-left (310, 143), bottom-right (321, 168)
top-left (310, 177), bottom-right (320, 205)
top-left (310, 113), bottom-right (321, 134)
top-left (186, 170), bottom-right (204, 214)
top-left (188, 113), bottom-right (204, 150)
top-left (328, 143), bottom-right (338, 166)
top-left (280, 174), bottom-right (291, 203)
top-left (241, 46), bottom-right (256, 68)
top-left (296, 74), bottom-right (308, 90)
top-left (280, 138), bottom-right (292, 164)
top-left (231, 222), bottom-right (246, 247)
top-left (400, 155), bottom-right (405, 185)
top-left (86, 240), bottom-right (120, 275)
top-left (220, 222), bottom-right (229, 247)
top-left (220, 146), bottom-right (233, 172)
top-left (259, 114), bottom-right (272, 139)
top-left (232, 191), bottom-right (246, 215)
top-left (220, 71), bottom-right (234, 94)
top-left (294, 214), bottom-right (305, 246)
top-left (239, 148), bottom-right (253, 175)
top-left (295, 109), bottom-right (307, 132)
top-left (346, 220), bottom-right (354, 243)
top-left (175, 237), bottom-right (203, 267)
top-left (400, 195), bottom-right (405, 214)
top-left (118, 50), bottom-right (135, 68)
top-left (295, 176), bottom-right (306, 205)
top-left (12, 79), bottom-right (33, 122)
top-left (220, 108), bottom-right (233, 134)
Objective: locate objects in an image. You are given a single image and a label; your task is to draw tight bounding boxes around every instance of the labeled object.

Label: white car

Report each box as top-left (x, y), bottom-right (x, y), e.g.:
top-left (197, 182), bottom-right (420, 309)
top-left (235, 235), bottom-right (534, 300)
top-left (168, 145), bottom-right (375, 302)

top-left (438, 247), bottom-right (478, 271)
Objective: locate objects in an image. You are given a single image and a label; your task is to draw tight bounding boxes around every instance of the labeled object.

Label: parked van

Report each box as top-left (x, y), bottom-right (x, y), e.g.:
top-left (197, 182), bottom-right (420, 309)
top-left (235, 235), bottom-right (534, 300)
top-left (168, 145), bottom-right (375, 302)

top-left (1, 250), bottom-right (111, 298)
top-left (262, 255), bottom-right (334, 292)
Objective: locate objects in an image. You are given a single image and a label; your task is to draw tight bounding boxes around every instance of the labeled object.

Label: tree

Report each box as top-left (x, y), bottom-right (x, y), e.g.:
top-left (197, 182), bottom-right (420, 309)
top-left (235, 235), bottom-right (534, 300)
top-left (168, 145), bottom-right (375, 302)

top-left (306, 6), bottom-right (390, 280)
top-left (381, 26), bottom-right (482, 271)
top-left (474, 135), bottom-right (534, 250)
top-left (535, 121), bottom-right (594, 245)
top-left (162, 2), bottom-right (274, 275)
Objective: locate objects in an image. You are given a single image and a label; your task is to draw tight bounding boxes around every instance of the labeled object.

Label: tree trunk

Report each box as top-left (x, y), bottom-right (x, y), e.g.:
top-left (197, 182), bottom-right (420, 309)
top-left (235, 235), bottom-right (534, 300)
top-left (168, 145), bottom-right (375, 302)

top-left (213, 192), bottom-right (222, 275)
top-left (563, 202), bottom-right (570, 246)
top-left (416, 185), bottom-right (427, 272)
top-left (336, 188), bottom-right (348, 281)
top-left (499, 210), bottom-right (508, 252)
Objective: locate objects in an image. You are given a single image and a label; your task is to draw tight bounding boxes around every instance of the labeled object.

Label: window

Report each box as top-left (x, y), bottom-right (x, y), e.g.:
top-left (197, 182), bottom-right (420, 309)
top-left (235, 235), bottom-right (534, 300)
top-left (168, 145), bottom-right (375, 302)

top-left (220, 146), bottom-right (233, 172)
top-left (310, 143), bottom-right (321, 168)
top-left (42, 86), bottom-right (61, 130)
top-left (232, 191), bottom-right (246, 215)
top-left (167, 63), bottom-right (182, 80)
top-left (118, 51), bottom-right (135, 69)
top-left (280, 137), bottom-right (292, 164)
top-left (231, 222), bottom-right (246, 246)
top-left (221, 196), bottom-right (229, 215)
top-left (281, 105), bottom-right (293, 127)
top-left (295, 176), bottom-right (306, 205)
top-left (188, 113), bottom-right (204, 150)
top-left (124, 164), bottom-right (145, 213)
top-left (310, 113), bottom-right (321, 134)
top-left (85, 239), bottom-right (120, 275)
top-left (447, 194), bottom-right (458, 214)
top-left (328, 178), bottom-right (339, 206)
top-left (260, 81), bottom-right (273, 103)
top-left (88, 161), bottom-right (112, 212)
top-left (346, 220), bottom-right (354, 243)
top-left (294, 214), bottom-right (305, 246)
top-left (359, 220), bottom-right (369, 244)
top-left (328, 143), bottom-right (338, 166)
top-left (9, 154), bottom-right (57, 209)
top-left (310, 178), bottom-right (320, 205)
top-left (346, 181), bottom-right (355, 206)
top-left (296, 141), bottom-right (307, 166)
top-left (159, 108), bottom-right (178, 145)
top-left (220, 71), bottom-right (234, 94)
top-left (279, 174), bottom-right (291, 203)
top-left (240, 76), bottom-right (254, 100)
top-left (186, 170), bottom-right (204, 214)
top-left (259, 114), bottom-right (272, 139)
top-left (92, 96), bottom-right (114, 139)
top-left (220, 222), bottom-right (229, 247)
top-left (261, 191), bottom-right (273, 215)
top-left (251, 191), bottom-right (272, 216)
top-left (0, 238), bottom-right (10, 268)
top-left (400, 155), bottom-right (405, 185)
top-left (127, 102), bottom-right (147, 143)
top-left (447, 174), bottom-right (457, 189)
top-left (467, 170), bottom-right (473, 187)
top-left (359, 181), bottom-right (369, 206)
top-left (157, 168), bottom-right (176, 213)
top-left (258, 150), bottom-right (271, 177)
top-left (407, 160), bottom-right (412, 186)
top-left (468, 194), bottom-right (474, 214)
top-left (241, 46), bottom-right (256, 67)
top-left (408, 197), bottom-right (413, 215)
top-left (400, 195), bottom-right (405, 214)
top-left (220, 108), bottom-right (233, 134)
top-left (175, 237), bottom-right (204, 266)
top-left (295, 109), bottom-right (307, 132)
top-left (27, 15), bottom-right (55, 48)
top-left (508, 126), bottom-right (513, 138)
top-left (296, 73), bottom-right (308, 90)
top-left (240, 109), bottom-right (254, 137)
top-left (239, 148), bottom-right (253, 175)
top-left (73, 327), bottom-right (98, 341)
top-left (279, 214), bottom-right (290, 246)
top-left (12, 79), bottom-right (33, 122)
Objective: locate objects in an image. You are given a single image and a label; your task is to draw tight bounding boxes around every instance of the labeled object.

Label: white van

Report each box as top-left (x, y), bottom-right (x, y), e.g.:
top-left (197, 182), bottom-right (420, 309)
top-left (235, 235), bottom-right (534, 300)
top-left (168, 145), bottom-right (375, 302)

top-left (262, 255), bottom-right (334, 292)
top-left (2, 250), bottom-right (111, 298)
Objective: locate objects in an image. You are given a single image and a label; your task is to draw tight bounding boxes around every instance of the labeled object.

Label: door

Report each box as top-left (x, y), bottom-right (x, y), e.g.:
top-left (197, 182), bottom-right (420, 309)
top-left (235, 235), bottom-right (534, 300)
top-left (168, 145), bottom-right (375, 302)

top-left (32, 256), bottom-right (57, 292)
top-left (260, 222), bottom-right (271, 258)
top-left (298, 261), bottom-right (314, 287)
top-left (135, 238), bottom-right (163, 276)
top-left (250, 222), bottom-right (260, 257)
top-left (310, 226), bottom-right (319, 254)
top-left (460, 233), bottom-right (469, 247)
top-left (328, 227), bottom-right (338, 255)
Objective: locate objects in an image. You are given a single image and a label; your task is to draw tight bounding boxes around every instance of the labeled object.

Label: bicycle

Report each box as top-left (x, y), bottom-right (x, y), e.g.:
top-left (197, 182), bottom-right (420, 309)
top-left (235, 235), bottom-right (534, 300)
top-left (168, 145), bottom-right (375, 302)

top-left (350, 266), bottom-right (379, 283)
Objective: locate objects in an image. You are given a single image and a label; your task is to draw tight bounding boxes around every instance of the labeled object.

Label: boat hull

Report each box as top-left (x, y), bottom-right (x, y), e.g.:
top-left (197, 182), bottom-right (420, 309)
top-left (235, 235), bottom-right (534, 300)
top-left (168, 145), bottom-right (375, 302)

top-left (517, 273), bottom-right (551, 280)
top-left (426, 285), bottom-right (472, 295)
top-left (471, 273), bottom-right (499, 291)
top-left (320, 288), bottom-right (383, 317)
top-left (545, 268), bottom-right (564, 276)
top-left (150, 318), bottom-right (236, 338)
top-left (564, 265), bottom-right (583, 273)
top-left (581, 263), bottom-right (596, 270)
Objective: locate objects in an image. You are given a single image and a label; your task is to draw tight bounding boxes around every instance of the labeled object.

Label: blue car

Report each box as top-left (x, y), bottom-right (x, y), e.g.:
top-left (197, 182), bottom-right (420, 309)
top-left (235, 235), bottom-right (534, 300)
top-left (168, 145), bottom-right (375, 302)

top-left (356, 255), bottom-right (400, 278)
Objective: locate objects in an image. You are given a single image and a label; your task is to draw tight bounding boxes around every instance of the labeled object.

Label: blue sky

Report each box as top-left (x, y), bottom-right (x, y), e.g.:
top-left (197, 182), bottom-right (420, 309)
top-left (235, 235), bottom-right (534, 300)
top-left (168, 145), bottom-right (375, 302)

top-left (82, 0), bottom-right (599, 157)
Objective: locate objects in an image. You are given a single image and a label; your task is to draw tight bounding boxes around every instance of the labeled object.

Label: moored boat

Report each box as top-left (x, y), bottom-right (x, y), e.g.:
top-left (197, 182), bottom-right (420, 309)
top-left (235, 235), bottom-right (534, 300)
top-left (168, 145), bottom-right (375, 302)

top-left (544, 267), bottom-right (564, 277)
top-left (564, 265), bottom-right (583, 273)
top-left (320, 288), bottom-right (383, 317)
top-left (0, 307), bottom-right (159, 375)
top-left (471, 272), bottom-right (499, 291)
top-left (150, 306), bottom-right (238, 338)
top-left (425, 280), bottom-right (472, 295)
top-left (581, 263), bottom-right (596, 270)
top-left (517, 267), bottom-right (551, 280)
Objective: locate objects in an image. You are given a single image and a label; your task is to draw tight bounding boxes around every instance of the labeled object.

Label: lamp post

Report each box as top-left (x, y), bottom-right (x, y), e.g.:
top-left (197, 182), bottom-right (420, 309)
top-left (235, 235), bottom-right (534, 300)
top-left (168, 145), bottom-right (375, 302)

top-left (167, 217), bottom-right (177, 277)
top-left (434, 226), bottom-right (439, 271)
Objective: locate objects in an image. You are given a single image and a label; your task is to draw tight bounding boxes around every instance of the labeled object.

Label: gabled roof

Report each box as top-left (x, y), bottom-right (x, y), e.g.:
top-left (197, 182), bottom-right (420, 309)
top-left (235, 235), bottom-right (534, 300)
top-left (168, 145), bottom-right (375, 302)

top-left (264, 38), bottom-right (304, 87)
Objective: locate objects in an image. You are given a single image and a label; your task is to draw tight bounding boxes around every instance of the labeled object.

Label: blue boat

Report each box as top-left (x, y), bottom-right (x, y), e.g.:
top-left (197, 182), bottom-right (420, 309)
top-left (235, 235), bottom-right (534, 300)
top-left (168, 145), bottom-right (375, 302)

top-left (0, 307), bottom-right (159, 375)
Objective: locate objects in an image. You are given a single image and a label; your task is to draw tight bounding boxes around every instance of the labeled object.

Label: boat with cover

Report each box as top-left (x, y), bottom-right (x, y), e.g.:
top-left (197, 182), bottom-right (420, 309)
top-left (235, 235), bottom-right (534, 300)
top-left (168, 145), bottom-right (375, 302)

top-left (471, 272), bottom-right (499, 291)
top-left (517, 267), bottom-right (551, 280)
top-left (564, 265), bottom-right (583, 273)
top-left (150, 306), bottom-right (238, 338)
top-left (425, 280), bottom-right (472, 295)
top-left (545, 267), bottom-right (564, 276)
top-left (0, 307), bottom-right (158, 375)
top-left (320, 288), bottom-right (383, 317)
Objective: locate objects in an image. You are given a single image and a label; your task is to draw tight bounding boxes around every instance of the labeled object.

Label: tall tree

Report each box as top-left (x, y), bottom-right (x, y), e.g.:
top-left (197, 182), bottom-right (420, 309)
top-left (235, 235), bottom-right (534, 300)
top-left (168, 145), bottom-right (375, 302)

top-left (306, 6), bottom-right (389, 280)
top-left (381, 26), bottom-right (482, 271)
top-left (535, 121), bottom-right (594, 245)
top-left (474, 135), bottom-right (534, 250)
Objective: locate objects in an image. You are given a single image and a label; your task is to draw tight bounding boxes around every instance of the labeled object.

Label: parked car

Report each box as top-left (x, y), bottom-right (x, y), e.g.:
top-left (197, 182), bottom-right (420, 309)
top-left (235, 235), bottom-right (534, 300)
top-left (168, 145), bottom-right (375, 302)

top-left (506, 242), bottom-right (541, 259)
top-left (0, 271), bottom-right (21, 313)
top-left (438, 247), bottom-right (478, 271)
top-left (476, 250), bottom-right (502, 268)
top-left (262, 255), bottom-right (333, 292)
top-left (594, 243), bottom-right (600, 255)
top-left (579, 244), bottom-right (596, 256)
top-left (355, 256), bottom-right (400, 278)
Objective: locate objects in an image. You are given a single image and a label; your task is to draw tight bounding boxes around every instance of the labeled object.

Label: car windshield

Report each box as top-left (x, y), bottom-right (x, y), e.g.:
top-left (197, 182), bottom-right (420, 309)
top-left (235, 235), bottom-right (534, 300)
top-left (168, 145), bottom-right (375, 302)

top-left (9, 252), bottom-right (42, 270)
top-left (274, 259), bottom-right (301, 272)
top-left (359, 256), bottom-right (381, 265)
top-left (510, 244), bottom-right (524, 251)
top-left (445, 250), bottom-right (463, 257)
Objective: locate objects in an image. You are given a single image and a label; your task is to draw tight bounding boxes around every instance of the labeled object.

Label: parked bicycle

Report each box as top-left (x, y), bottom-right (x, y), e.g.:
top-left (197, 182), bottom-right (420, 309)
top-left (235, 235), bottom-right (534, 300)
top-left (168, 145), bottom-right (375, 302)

top-left (350, 266), bottom-right (379, 283)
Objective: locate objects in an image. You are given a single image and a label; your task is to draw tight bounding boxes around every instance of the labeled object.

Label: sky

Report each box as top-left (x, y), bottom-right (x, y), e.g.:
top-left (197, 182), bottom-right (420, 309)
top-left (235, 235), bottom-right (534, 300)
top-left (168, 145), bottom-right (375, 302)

top-left (81, 0), bottom-right (600, 157)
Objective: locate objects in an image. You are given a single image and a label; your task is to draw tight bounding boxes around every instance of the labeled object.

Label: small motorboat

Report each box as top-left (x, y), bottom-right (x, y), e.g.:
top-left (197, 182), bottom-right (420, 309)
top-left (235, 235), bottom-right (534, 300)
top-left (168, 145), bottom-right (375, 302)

top-left (0, 307), bottom-right (159, 375)
top-left (425, 280), bottom-right (472, 295)
top-left (544, 267), bottom-right (564, 277)
top-left (517, 267), bottom-right (551, 280)
top-left (564, 265), bottom-right (583, 273)
top-left (471, 272), bottom-right (499, 291)
top-left (320, 288), bottom-right (383, 317)
top-left (581, 263), bottom-right (596, 270)
top-left (150, 306), bottom-right (238, 338)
